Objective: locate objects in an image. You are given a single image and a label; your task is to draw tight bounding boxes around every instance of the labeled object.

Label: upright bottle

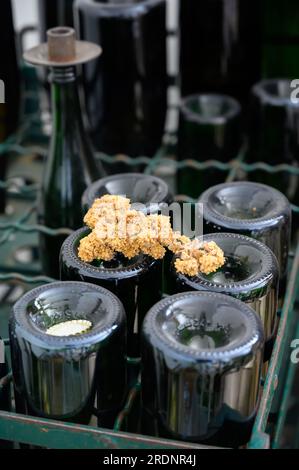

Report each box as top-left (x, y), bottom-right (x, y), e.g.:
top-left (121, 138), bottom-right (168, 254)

top-left (262, 0), bottom-right (299, 78)
top-left (74, 0), bottom-right (168, 160)
top-left (247, 79), bottom-right (299, 221)
top-left (177, 94), bottom-right (242, 198)
top-left (179, 0), bottom-right (262, 107)
top-left (38, 0), bottom-right (75, 41)
top-left (24, 27), bottom-right (105, 278)
top-left (0, 0), bottom-right (20, 213)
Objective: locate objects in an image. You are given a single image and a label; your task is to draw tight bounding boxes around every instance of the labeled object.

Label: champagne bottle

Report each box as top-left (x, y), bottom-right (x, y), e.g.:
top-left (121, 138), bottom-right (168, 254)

top-left (141, 292), bottom-right (264, 447)
top-left (23, 27), bottom-right (105, 278)
top-left (171, 233), bottom-right (279, 362)
top-left (60, 227), bottom-right (163, 357)
top-left (38, 0), bottom-right (75, 41)
top-left (177, 94), bottom-right (242, 198)
top-left (199, 182), bottom-right (292, 290)
top-left (262, 0), bottom-right (299, 78)
top-left (82, 173), bottom-right (173, 215)
top-left (74, 0), bottom-right (168, 159)
top-left (247, 79), bottom-right (299, 225)
top-left (179, 0), bottom-right (262, 107)
top-left (9, 282), bottom-right (127, 428)
top-left (0, 0), bottom-right (20, 213)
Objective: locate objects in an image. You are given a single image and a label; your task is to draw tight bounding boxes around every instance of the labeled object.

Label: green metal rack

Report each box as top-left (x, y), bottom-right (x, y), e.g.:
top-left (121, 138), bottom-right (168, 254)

top-left (0, 65), bottom-right (298, 449)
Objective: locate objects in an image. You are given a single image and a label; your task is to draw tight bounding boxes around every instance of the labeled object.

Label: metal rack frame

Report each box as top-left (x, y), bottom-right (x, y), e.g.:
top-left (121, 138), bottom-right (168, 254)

top-left (0, 66), bottom-right (298, 449)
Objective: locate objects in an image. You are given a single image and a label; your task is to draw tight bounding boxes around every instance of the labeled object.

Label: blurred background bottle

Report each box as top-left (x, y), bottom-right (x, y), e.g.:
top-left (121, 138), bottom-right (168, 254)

top-left (262, 0), bottom-right (299, 79)
top-left (179, 0), bottom-right (262, 107)
top-left (74, 0), bottom-right (168, 162)
top-left (38, 0), bottom-right (75, 41)
top-left (177, 94), bottom-right (242, 198)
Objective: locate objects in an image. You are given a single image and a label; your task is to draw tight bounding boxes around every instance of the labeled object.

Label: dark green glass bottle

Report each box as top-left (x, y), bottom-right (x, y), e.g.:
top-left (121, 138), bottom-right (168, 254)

top-left (74, 0), bottom-right (168, 160)
top-left (38, 0), bottom-right (75, 41)
top-left (0, 0), bottom-right (20, 213)
top-left (60, 227), bottom-right (163, 357)
top-left (141, 292), bottom-right (264, 447)
top-left (248, 79), bottom-right (299, 166)
top-left (24, 28), bottom-right (105, 279)
top-left (199, 182), bottom-right (292, 289)
top-left (247, 79), bottom-right (299, 219)
top-left (9, 282), bottom-right (127, 428)
top-left (177, 94), bottom-right (242, 198)
top-left (262, 0), bottom-right (299, 78)
top-left (82, 173), bottom-right (173, 216)
top-left (179, 0), bottom-right (262, 107)
top-left (171, 233), bottom-right (279, 362)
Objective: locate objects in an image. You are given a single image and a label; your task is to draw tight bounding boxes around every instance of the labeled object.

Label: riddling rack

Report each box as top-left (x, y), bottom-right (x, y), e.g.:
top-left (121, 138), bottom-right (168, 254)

top-left (0, 65), bottom-right (299, 449)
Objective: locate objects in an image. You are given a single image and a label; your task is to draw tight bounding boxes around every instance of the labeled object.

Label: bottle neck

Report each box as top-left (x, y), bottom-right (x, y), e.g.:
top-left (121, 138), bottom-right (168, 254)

top-left (49, 66), bottom-right (84, 133)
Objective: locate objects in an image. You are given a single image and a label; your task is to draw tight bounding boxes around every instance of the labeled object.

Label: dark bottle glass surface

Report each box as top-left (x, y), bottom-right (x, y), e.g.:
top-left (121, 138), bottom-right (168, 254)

top-left (248, 79), bottom-right (299, 165)
top-left (0, 0), bottom-right (20, 213)
top-left (199, 182), bottom-right (292, 282)
top-left (60, 227), bottom-right (163, 356)
top-left (247, 79), bottom-right (299, 211)
top-left (39, 64), bottom-right (104, 279)
top-left (0, 337), bottom-right (11, 448)
top-left (179, 0), bottom-right (262, 106)
top-left (38, 0), bottom-right (75, 42)
top-left (9, 281), bottom-right (126, 428)
top-left (177, 94), bottom-right (241, 198)
top-left (171, 233), bottom-right (279, 362)
top-left (74, 0), bottom-right (168, 159)
top-left (82, 173), bottom-right (173, 215)
top-left (141, 292), bottom-right (264, 447)
top-left (262, 0), bottom-right (299, 78)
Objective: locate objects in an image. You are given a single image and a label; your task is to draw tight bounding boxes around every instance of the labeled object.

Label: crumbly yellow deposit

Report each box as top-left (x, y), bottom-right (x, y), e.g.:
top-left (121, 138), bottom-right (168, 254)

top-left (78, 195), bottom-right (225, 276)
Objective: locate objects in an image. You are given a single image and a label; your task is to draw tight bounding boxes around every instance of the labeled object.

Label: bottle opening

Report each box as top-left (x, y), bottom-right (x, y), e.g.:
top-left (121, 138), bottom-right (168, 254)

top-left (210, 185), bottom-right (275, 220)
top-left (156, 295), bottom-right (249, 353)
top-left (83, 174), bottom-right (169, 211)
top-left (255, 79), bottom-right (293, 102)
top-left (26, 286), bottom-right (108, 336)
top-left (181, 94), bottom-right (240, 123)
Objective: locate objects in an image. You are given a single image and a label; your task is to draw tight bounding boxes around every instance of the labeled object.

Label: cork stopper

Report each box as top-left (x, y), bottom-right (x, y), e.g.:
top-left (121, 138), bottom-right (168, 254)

top-left (47, 27), bottom-right (76, 63)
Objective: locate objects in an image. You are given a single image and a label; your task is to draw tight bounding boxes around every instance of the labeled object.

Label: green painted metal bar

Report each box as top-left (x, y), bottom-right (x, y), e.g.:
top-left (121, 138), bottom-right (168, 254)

top-left (0, 411), bottom-right (207, 449)
top-left (272, 321), bottom-right (299, 448)
top-left (248, 242), bottom-right (299, 449)
top-left (0, 273), bottom-right (55, 283)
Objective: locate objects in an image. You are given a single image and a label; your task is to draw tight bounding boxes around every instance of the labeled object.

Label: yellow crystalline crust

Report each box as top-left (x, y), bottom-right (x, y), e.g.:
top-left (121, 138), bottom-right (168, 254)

top-left (78, 195), bottom-right (225, 276)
